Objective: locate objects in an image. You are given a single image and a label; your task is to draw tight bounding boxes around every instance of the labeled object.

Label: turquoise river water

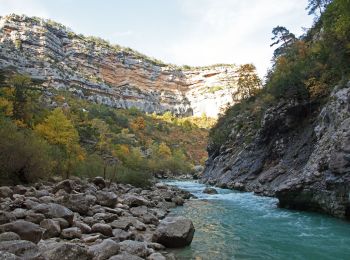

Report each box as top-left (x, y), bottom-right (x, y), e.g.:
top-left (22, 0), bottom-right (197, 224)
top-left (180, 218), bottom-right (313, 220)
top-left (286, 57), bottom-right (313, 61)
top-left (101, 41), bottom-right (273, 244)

top-left (165, 180), bottom-right (350, 260)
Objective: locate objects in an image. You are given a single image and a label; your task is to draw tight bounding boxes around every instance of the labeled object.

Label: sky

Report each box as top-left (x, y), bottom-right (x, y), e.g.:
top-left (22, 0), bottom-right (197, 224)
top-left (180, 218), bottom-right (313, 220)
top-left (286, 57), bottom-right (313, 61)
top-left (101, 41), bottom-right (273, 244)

top-left (0, 0), bottom-right (314, 77)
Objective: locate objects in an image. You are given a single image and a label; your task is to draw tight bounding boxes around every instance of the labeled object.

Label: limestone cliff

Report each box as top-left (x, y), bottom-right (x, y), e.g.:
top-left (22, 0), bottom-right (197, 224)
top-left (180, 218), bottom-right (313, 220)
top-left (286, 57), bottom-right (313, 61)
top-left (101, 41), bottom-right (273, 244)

top-left (202, 82), bottom-right (350, 219)
top-left (0, 14), bottom-right (238, 117)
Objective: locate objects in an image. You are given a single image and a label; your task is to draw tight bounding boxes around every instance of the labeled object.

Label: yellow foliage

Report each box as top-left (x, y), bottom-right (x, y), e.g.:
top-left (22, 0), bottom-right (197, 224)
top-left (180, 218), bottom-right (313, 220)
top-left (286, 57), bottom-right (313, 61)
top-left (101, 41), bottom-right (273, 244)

top-left (130, 116), bottom-right (146, 131)
top-left (35, 108), bottom-right (85, 178)
top-left (304, 77), bottom-right (329, 99)
top-left (0, 97), bottom-right (13, 116)
top-left (119, 144), bottom-right (130, 155)
top-left (158, 142), bottom-right (172, 158)
top-left (35, 108), bottom-right (80, 150)
top-left (14, 119), bottom-right (27, 128)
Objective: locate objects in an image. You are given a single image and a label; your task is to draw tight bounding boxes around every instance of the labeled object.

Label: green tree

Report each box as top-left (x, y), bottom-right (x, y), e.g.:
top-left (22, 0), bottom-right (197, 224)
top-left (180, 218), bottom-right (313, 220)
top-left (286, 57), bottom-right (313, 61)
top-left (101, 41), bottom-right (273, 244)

top-left (306, 0), bottom-right (332, 16)
top-left (9, 74), bottom-right (32, 124)
top-left (270, 26), bottom-right (296, 58)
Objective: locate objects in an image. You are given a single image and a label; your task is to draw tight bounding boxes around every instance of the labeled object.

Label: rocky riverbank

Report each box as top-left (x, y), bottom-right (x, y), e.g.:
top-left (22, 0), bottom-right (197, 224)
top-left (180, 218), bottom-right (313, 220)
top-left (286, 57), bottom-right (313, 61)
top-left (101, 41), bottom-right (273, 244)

top-left (0, 177), bottom-right (195, 259)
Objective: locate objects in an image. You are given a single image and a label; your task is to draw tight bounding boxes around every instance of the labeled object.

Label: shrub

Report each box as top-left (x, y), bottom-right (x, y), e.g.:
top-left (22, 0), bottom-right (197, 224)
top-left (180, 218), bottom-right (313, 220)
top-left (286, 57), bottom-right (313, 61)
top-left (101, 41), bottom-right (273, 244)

top-left (115, 165), bottom-right (152, 187)
top-left (0, 118), bottom-right (52, 184)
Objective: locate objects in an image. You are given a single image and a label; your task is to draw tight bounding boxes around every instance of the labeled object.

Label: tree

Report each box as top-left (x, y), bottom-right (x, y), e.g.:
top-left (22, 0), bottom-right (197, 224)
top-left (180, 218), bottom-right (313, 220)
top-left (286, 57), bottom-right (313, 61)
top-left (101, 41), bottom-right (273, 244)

top-left (91, 118), bottom-right (118, 179)
top-left (270, 26), bottom-right (297, 58)
top-left (306, 0), bottom-right (332, 16)
top-left (35, 108), bottom-right (84, 178)
top-left (235, 64), bottom-right (261, 100)
top-left (130, 116), bottom-right (146, 131)
top-left (158, 142), bottom-right (172, 158)
top-left (9, 74), bottom-right (32, 124)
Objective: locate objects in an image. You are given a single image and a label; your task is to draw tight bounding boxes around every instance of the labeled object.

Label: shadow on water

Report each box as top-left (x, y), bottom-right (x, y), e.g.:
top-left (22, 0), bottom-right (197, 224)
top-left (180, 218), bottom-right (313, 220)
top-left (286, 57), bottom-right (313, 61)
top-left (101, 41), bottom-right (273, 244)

top-left (165, 180), bottom-right (350, 260)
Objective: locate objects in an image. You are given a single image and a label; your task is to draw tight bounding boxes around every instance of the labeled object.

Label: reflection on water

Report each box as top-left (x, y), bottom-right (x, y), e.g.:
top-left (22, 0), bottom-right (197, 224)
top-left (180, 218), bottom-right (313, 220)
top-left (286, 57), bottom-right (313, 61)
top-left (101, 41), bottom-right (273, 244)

top-left (166, 180), bottom-right (350, 260)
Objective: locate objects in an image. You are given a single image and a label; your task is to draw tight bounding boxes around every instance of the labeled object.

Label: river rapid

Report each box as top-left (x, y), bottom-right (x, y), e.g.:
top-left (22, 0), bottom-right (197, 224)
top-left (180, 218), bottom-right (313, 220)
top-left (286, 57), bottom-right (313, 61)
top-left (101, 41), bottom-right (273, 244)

top-left (165, 180), bottom-right (350, 260)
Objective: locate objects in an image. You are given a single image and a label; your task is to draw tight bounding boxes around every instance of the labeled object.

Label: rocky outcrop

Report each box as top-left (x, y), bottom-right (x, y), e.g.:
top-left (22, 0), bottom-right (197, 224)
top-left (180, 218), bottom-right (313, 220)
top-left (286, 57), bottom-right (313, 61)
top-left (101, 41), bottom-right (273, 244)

top-left (0, 14), bottom-right (239, 117)
top-left (202, 82), bottom-right (350, 219)
top-left (0, 178), bottom-right (193, 259)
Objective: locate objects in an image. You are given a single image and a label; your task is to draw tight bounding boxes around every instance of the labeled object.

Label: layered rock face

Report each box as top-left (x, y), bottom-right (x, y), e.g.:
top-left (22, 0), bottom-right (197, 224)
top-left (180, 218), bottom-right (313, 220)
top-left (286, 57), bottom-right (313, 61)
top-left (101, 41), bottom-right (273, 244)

top-left (0, 14), bottom-right (238, 117)
top-left (202, 83), bottom-right (350, 219)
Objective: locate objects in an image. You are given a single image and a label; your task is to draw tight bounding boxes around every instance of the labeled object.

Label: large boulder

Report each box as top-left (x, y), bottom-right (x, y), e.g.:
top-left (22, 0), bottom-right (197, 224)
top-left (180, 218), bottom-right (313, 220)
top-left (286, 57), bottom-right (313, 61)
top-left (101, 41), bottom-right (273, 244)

top-left (60, 193), bottom-right (96, 215)
top-left (25, 211), bottom-right (45, 224)
top-left (118, 240), bottom-right (150, 258)
top-left (0, 240), bottom-right (41, 259)
top-left (73, 221), bottom-right (91, 234)
top-left (0, 251), bottom-right (20, 260)
top-left (112, 229), bottom-right (134, 242)
top-left (108, 252), bottom-right (143, 260)
top-left (96, 191), bottom-right (117, 207)
top-left (91, 177), bottom-right (106, 189)
top-left (0, 187), bottom-right (13, 198)
top-left (148, 252), bottom-right (166, 260)
top-left (88, 239), bottom-right (119, 260)
top-left (203, 187), bottom-right (218, 195)
top-left (40, 219), bottom-right (61, 239)
top-left (91, 223), bottom-right (113, 237)
top-left (153, 216), bottom-right (194, 248)
top-left (53, 179), bottom-right (75, 194)
top-left (33, 203), bottom-right (74, 224)
top-left (122, 195), bottom-right (150, 207)
top-left (110, 217), bottom-right (134, 231)
top-left (0, 232), bottom-right (20, 242)
top-left (0, 220), bottom-right (43, 244)
top-left (40, 242), bottom-right (92, 260)
top-left (0, 211), bottom-right (16, 225)
top-left (61, 227), bottom-right (82, 239)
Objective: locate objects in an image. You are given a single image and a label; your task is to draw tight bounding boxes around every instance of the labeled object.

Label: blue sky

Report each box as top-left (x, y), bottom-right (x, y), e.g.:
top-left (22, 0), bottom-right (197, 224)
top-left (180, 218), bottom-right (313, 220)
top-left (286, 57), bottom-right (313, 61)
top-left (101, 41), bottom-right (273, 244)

top-left (0, 0), bottom-right (313, 77)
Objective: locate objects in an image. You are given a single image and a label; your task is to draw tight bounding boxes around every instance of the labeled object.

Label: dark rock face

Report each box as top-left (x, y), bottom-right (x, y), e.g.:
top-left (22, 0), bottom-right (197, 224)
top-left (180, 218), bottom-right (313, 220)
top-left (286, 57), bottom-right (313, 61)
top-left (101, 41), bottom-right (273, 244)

top-left (202, 84), bottom-right (350, 219)
top-left (153, 216), bottom-right (195, 248)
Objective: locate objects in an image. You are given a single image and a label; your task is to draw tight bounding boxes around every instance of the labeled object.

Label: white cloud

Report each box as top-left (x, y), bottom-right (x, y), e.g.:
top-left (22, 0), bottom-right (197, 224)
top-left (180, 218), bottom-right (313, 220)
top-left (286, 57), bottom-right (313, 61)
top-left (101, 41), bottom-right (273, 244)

top-left (0, 0), bottom-right (50, 18)
top-left (167, 0), bottom-right (313, 77)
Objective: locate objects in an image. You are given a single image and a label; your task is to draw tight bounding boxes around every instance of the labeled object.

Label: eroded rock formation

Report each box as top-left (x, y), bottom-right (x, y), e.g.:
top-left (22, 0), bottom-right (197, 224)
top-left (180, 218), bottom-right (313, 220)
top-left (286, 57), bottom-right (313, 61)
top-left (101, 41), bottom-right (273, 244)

top-left (0, 14), bottom-right (238, 117)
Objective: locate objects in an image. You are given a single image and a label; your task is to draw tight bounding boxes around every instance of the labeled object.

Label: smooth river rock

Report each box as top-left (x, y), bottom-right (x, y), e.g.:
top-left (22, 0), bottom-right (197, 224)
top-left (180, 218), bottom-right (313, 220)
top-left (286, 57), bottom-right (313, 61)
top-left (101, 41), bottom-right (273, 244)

top-left (153, 216), bottom-right (195, 248)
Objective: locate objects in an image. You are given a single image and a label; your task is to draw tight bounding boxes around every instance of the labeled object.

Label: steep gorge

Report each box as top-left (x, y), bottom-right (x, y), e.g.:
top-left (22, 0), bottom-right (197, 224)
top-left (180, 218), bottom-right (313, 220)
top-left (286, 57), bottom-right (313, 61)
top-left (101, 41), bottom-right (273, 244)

top-left (202, 83), bottom-right (350, 219)
top-left (0, 14), bottom-right (238, 117)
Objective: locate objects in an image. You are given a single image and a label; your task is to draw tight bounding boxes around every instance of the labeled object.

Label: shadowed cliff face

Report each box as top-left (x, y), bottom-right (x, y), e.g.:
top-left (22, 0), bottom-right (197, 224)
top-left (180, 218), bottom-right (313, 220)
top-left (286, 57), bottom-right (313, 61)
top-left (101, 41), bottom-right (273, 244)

top-left (202, 83), bottom-right (350, 219)
top-left (0, 14), bottom-right (238, 117)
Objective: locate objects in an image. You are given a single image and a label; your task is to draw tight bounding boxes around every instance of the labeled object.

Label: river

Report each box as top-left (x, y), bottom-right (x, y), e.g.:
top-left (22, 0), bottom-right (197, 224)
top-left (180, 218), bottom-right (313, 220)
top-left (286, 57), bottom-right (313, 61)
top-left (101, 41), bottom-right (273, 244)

top-left (165, 180), bottom-right (350, 260)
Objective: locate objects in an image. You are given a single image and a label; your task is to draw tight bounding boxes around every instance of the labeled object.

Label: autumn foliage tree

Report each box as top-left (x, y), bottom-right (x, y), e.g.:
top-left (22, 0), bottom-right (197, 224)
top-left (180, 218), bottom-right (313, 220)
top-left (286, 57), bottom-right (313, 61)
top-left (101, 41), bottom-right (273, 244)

top-left (235, 64), bottom-right (261, 100)
top-left (35, 108), bottom-right (85, 178)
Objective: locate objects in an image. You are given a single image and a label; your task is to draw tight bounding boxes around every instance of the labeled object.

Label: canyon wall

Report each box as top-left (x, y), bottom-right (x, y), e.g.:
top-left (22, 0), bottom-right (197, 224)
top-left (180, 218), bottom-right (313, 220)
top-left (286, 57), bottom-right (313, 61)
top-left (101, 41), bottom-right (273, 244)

top-left (202, 83), bottom-right (350, 219)
top-left (0, 14), bottom-right (238, 117)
